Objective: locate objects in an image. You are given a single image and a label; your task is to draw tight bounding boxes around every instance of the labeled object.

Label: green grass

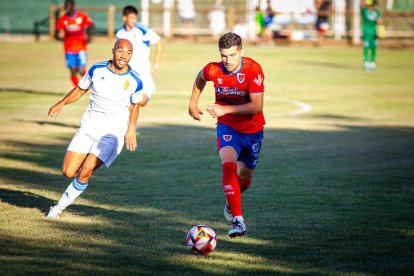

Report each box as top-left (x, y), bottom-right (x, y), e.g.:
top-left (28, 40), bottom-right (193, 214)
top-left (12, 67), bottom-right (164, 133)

top-left (0, 40), bottom-right (414, 275)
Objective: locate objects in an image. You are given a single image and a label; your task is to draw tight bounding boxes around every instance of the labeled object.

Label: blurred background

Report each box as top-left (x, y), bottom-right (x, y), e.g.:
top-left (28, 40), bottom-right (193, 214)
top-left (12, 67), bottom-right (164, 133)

top-left (0, 0), bottom-right (413, 46)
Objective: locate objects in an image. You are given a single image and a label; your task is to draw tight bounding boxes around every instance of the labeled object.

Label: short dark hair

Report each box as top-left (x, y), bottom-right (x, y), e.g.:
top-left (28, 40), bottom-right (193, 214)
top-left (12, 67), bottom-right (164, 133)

top-left (218, 33), bottom-right (242, 50)
top-left (123, 5), bottom-right (138, 16)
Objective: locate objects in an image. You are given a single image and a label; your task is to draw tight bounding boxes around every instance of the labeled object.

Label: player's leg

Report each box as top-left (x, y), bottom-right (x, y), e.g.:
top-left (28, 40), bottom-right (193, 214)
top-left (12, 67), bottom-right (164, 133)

top-left (370, 37), bottom-right (377, 69)
top-left (66, 53), bottom-right (80, 86)
top-left (237, 161), bottom-right (253, 193)
top-left (363, 37), bottom-right (370, 70)
top-left (77, 50), bottom-right (88, 76)
top-left (48, 153), bottom-right (103, 219)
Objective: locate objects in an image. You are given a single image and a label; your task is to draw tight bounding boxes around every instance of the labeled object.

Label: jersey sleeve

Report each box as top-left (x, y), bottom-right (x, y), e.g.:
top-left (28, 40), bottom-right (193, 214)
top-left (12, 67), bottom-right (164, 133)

top-left (78, 70), bottom-right (93, 90)
top-left (83, 12), bottom-right (93, 27)
top-left (247, 63), bottom-right (264, 93)
top-left (202, 63), bottom-right (214, 81)
top-left (56, 17), bottom-right (64, 31)
top-left (130, 74), bottom-right (144, 104)
top-left (144, 29), bottom-right (161, 45)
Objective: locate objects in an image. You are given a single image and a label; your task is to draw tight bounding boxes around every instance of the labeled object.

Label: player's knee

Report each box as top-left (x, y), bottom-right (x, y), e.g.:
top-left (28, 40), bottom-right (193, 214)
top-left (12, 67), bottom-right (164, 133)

top-left (62, 167), bottom-right (76, 179)
top-left (77, 164), bottom-right (94, 182)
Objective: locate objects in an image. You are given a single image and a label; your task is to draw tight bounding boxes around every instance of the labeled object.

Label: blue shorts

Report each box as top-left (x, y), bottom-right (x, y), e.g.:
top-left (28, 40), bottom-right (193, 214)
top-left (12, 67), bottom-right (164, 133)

top-left (216, 123), bottom-right (264, 170)
top-left (65, 51), bottom-right (87, 68)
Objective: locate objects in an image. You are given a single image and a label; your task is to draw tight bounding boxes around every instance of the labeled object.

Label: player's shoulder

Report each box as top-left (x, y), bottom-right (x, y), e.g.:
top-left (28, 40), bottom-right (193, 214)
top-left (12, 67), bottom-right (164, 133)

top-left (243, 57), bottom-right (263, 72)
top-left (243, 57), bottom-right (262, 67)
top-left (76, 10), bottom-right (89, 18)
top-left (134, 23), bottom-right (151, 34)
top-left (88, 61), bottom-right (109, 78)
top-left (115, 25), bottom-right (126, 35)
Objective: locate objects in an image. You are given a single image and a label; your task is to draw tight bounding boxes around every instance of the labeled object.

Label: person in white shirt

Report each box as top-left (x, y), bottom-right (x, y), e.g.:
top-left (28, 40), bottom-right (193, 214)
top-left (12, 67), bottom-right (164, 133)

top-left (46, 39), bottom-right (144, 219)
top-left (115, 5), bottom-right (163, 107)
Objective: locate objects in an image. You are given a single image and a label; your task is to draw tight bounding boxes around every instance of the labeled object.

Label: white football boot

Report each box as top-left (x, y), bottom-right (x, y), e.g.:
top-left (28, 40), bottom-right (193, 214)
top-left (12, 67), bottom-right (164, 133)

top-left (364, 61), bottom-right (371, 70)
top-left (228, 216), bottom-right (247, 238)
top-left (370, 62), bottom-right (376, 70)
top-left (46, 205), bottom-right (62, 219)
top-left (224, 204), bottom-right (233, 222)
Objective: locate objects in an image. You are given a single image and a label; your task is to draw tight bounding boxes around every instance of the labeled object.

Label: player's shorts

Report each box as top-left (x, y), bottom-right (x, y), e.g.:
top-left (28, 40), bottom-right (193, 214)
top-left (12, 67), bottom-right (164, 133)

top-left (65, 51), bottom-right (87, 68)
top-left (216, 123), bottom-right (264, 170)
top-left (363, 34), bottom-right (377, 47)
top-left (67, 128), bottom-right (124, 167)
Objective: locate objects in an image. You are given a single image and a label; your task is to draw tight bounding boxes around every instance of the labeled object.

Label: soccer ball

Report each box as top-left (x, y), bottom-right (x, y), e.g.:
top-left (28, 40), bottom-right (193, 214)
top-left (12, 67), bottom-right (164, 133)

top-left (186, 225), bottom-right (218, 255)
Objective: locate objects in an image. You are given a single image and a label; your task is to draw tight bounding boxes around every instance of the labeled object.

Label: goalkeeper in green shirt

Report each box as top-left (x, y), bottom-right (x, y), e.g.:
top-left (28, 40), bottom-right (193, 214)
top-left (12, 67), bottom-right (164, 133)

top-left (361, 0), bottom-right (383, 70)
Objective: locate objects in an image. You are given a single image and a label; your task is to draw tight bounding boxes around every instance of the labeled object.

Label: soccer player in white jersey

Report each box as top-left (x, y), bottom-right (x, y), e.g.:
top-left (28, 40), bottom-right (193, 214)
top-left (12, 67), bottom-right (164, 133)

top-left (115, 5), bottom-right (163, 107)
top-left (46, 39), bottom-right (144, 219)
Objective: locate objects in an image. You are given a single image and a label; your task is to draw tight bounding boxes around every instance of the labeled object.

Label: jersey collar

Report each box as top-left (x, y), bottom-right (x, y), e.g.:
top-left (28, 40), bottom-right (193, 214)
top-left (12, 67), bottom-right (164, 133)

top-left (221, 57), bottom-right (244, 76)
top-left (106, 60), bottom-right (132, 76)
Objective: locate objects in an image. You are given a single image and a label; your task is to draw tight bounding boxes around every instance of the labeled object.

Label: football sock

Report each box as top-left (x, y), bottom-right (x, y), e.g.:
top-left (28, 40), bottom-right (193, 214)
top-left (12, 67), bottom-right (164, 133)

top-left (363, 44), bottom-right (369, 62)
top-left (56, 178), bottom-right (88, 211)
top-left (371, 42), bottom-right (377, 62)
top-left (70, 74), bottom-right (79, 86)
top-left (222, 162), bottom-right (242, 217)
top-left (238, 176), bottom-right (252, 193)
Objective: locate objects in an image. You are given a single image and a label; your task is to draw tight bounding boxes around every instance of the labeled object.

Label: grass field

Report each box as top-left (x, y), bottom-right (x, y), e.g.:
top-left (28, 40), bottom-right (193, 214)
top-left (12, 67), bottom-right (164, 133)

top-left (0, 40), bottom-right (414, 275)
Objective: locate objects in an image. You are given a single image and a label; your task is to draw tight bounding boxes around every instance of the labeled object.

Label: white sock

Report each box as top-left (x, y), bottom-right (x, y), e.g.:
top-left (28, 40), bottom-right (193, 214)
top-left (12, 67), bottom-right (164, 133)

top-left (233, 216), bottom-right (244, 223)
top-left (56, 178), bottom-right (88, 211)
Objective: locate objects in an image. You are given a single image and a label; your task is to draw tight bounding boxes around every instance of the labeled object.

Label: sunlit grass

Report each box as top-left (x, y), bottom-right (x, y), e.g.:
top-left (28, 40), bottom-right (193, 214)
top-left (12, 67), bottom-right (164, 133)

top-left (0, 41), bottom-right (413, 274)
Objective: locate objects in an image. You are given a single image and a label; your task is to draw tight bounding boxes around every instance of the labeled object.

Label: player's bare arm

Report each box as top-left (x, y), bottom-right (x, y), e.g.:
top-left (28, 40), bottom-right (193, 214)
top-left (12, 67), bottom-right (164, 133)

top-left (125, 104), bottom-right (140, 151)
top-left (189, 70), bottom-right (206, 121)
top-left (152, 40), bottom-right (163, 76)
top-left (207, 92), bottom-right (263, 118)
top-left (48, 86), bottom-right (88, 118)
top-left (86, 23), bottom-right (95, 44)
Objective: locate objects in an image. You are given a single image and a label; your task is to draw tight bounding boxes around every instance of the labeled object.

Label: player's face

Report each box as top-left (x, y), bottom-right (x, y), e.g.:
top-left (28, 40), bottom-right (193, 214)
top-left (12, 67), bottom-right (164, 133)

top-left (220, 46), bottom-right (243, 74)
top-left (124, 13), bottom-right (138, 29)
top-left (112, 42), bottom-right (133, 70)
top-left (64, 1), bottom-right (75, 15)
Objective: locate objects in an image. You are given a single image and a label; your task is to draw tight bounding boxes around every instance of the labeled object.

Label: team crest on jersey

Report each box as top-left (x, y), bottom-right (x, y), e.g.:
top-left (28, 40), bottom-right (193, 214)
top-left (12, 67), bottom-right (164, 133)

top-left (223, 135), bottom-right (232, 142)
top-left (254, 74), bottom-right (263, 86)
top-left (75, 17), bottom-right (83, 25)
top-left (217, 78), bottom-right (223, 84)
top-left (236, 73), bottom-right (245, 84)
top-left (124, 81), bottom-right (130, 90)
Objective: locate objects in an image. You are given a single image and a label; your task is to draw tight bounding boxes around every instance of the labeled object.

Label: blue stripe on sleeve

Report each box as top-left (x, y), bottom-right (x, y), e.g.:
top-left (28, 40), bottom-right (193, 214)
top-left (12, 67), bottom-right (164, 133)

top-left (88, 61), bottom-right (107, 78)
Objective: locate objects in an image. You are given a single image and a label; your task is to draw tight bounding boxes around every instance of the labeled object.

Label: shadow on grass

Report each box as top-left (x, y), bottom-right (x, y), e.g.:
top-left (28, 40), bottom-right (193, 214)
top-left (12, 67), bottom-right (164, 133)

top-left (0, 87), bottom-right (65, 96)
top-left (1, 122), bottom-right (414, 274)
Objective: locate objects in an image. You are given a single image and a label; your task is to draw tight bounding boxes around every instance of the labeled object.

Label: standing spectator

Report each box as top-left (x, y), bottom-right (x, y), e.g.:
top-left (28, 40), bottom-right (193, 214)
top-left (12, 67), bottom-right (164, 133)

top-left (208, 0), bottom-right (226, 39)
top-left (315, 0), bottom-right (331, 46)
top-left (361, 0), bottom-right (382, 70)
top-left (178, 0), bottom-right (196, 37)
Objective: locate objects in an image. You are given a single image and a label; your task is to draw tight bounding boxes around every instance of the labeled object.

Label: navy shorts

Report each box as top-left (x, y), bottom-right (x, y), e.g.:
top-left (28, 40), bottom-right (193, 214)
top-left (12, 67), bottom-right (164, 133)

top-left (216, 123), bottom-right (264, 169)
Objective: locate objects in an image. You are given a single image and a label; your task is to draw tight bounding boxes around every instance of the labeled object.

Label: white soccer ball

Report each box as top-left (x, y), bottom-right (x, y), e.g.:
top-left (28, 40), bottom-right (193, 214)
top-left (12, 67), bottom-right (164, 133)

top-left (186, 225), bottom-right (218, 255)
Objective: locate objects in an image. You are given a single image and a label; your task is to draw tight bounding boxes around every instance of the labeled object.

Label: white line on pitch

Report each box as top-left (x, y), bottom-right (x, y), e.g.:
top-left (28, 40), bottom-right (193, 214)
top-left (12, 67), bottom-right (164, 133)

top-left (265, 96), bottom-right (312, 115)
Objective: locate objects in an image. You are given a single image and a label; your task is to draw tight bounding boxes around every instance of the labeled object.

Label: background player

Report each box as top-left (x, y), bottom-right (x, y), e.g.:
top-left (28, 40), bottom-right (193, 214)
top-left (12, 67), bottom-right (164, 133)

top-left (188, 33), bottom-right (265, 238)
top-left (46, 39), bottom-right (143, 219)
top-left (115, 5), bottom-right (163, 107)
top-left (55, 0), bottom-right (94, 86)
top-left (361, 0), bottom-right (382, 70)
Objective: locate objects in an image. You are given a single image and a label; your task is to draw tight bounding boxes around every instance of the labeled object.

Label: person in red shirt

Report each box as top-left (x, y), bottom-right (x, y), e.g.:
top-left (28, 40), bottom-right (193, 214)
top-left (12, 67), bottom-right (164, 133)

top-left (189, 32), bottom-right (265, 238)
top-left (56, 0), bottom-right (94, 86)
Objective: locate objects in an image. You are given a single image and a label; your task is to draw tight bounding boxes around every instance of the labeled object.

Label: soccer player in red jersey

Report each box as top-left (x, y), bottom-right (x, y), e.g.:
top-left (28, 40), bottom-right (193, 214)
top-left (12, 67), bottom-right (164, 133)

top-left (55, 0), bottom-right (94, 86)
top-left (189, 33), bottom-right (265, 238)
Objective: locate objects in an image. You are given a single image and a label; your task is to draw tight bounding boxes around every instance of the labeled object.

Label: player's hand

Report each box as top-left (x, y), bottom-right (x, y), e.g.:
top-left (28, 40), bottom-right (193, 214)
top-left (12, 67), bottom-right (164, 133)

top-left (48, 102), bottom-right (64, 118)
top-left (207, 104), bottom-right (227, 118)
top-left (125, 129), bottom-right (137, 151)
top-left (189, 105), bottom-right (203, 121)
top-left (151, 63), bottom-right (159, 76)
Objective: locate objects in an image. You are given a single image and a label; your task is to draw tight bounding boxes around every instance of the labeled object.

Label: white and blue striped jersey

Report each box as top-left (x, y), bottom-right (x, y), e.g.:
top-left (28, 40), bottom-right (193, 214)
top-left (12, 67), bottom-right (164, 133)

top-left (115, 23), bottom-right (160, 75)
top-left (78, 60), bottom-right (143, 135)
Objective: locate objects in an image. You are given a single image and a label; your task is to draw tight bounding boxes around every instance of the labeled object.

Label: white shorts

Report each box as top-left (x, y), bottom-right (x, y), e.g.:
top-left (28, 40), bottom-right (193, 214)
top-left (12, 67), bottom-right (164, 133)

top-left (67, 129), bottom-right (124, 167)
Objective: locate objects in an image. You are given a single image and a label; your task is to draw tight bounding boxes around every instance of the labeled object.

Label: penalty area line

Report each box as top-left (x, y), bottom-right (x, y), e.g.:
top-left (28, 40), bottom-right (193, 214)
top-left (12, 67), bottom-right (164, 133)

top-left (265, 97), bottom-right (312, 116)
